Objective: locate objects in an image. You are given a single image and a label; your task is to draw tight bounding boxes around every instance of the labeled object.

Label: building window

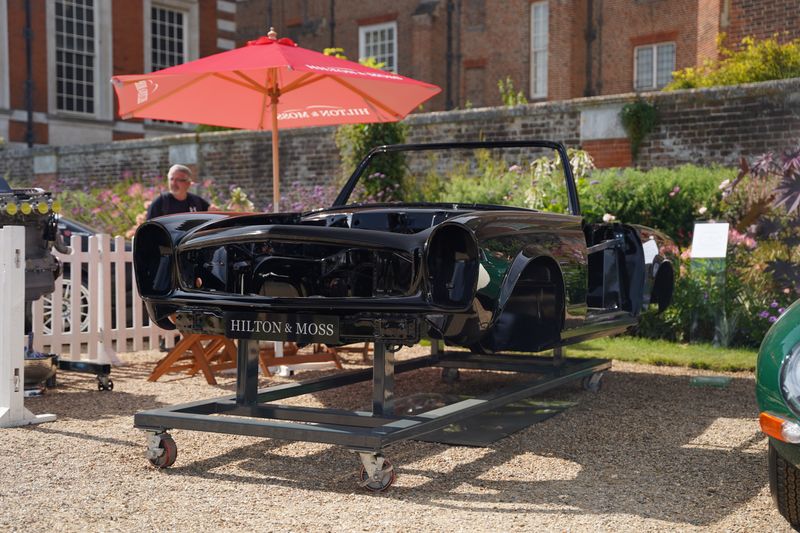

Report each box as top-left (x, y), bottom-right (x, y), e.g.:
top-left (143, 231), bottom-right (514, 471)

top-left (530, 1), bottom-right (548, 99)
top-left (359, 22), bottom-right (397, 72)
top-left (151, 5), bottom-right (186, 71)
top-left (55, 0), bottom-right (96, 114)
top-left (634, 43), bottom-right (676, 90)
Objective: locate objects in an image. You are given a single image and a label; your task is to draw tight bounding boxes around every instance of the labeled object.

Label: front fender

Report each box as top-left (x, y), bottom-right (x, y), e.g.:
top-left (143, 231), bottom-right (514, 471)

top-left (757, 299), bottom-right (800, 419)
top-left (494, 249), bottom-right (564, 323)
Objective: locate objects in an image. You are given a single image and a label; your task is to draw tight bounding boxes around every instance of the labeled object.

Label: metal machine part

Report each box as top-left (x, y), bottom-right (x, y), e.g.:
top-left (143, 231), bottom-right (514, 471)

top-left (1, 178), bottom-right (112, 392)
top-left (0, 178), bottom-right (62, 303)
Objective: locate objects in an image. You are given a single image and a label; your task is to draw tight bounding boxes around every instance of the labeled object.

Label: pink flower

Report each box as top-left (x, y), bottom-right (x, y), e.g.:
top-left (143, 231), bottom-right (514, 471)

top-left (727, 229), bottom-right (757, 249)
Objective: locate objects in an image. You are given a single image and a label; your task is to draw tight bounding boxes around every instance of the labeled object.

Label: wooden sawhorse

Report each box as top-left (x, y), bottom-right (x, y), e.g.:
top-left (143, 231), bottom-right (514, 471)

top-left (148, 334), bottom-right (237, 385)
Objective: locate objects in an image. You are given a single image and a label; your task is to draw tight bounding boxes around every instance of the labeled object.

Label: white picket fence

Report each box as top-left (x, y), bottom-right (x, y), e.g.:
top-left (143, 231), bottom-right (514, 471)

top-left (28, 234), bottom-right (174, 363)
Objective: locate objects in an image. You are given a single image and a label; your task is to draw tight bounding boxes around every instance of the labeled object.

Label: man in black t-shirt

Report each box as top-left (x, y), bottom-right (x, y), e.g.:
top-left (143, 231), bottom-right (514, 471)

top-left (146, 164), bottom-right (210, 220)
top-left (146, 164), bottom-right (211, 351)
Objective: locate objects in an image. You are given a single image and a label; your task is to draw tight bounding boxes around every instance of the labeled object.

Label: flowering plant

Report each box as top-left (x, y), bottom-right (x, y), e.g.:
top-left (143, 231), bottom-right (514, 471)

top-left (54, 175), bottom-right (164, 237)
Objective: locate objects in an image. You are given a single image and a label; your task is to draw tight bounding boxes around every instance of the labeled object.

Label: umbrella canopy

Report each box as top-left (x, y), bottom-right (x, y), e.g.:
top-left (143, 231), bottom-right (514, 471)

top-left (111, 29), bottom-right (441, 211)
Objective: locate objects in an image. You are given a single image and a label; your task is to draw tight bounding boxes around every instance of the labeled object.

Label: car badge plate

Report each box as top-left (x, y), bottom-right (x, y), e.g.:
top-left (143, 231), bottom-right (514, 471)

top-left (223, 312), bottom-right (340, 343)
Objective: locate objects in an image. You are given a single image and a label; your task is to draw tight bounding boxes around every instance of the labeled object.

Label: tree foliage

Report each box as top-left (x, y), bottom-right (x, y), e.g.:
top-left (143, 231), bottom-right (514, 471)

top-left (328, 48), bottom-right (408, 200)
top-left (666, 36), bottom-right (800, 90)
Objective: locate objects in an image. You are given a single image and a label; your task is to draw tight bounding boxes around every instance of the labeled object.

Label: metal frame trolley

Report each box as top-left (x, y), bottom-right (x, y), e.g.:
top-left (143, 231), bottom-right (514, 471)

top-left (135, 339), bottom-right (609, 491)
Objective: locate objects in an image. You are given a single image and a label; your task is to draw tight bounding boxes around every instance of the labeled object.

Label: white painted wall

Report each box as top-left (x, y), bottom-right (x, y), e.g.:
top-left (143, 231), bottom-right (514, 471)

top-left (48, 119), bottom-right (113, 146)
top-left (580, 104), bottom-right (626, 141)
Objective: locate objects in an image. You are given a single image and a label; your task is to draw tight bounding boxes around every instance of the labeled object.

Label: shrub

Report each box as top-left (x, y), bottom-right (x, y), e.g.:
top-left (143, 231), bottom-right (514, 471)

top-left (497, 76), bottom-right (528, 106)
top-left (55, 175), bottom-right (164, 237)
top-left (582, 165), bottom-right (735, 247)
top-left (634, 147), bottom-right (800, 348)
top-left (436, 150), bottom-right (522, 205)
top-left (266, 181), bottom-right (338, 212)
top-left (52, 175), bottom-right (267, 237)
top-left (328, 47), bottom-right (409, 201)
top-left (666, 36), bottom-right (800, 90)
top-left (335, 122), bottom-right (407, 200)
top-left (407, 148), bottom-right (591, 213)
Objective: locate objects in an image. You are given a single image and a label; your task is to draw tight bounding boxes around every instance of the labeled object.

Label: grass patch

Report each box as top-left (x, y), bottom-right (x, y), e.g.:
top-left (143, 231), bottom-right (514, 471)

top-left (566, 336), bottom-right (757, 372)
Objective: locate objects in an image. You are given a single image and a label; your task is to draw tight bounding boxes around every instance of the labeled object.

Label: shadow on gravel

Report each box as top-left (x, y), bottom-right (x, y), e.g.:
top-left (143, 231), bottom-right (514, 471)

top-left (156, 365), bottom-right (764, 527)
top-left (22, 362), bottom-right (169, 420)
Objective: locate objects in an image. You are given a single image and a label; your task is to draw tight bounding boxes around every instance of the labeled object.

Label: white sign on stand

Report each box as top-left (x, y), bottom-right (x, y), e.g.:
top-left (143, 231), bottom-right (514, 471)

top-left (690, 222), bottom-right (730, 259)
top-left (0, 225), bottom-right (55, 427)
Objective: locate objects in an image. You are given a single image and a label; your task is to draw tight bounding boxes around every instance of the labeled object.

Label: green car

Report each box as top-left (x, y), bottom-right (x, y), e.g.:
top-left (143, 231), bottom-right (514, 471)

top-left (756, 298), bottom-right (800, 528)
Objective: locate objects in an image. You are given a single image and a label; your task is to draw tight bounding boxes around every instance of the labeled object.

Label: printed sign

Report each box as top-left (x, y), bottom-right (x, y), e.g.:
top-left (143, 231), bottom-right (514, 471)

top-left (691, 222), bottom-right (729, 259)
top-left (224, 312), bottom-right (339, 343)
top-left (133, 80), bottom-right (158, 104)
top-left (278, 105), bottom-right (372, 121)
top-left (304, 64), bottom-right (404, 81)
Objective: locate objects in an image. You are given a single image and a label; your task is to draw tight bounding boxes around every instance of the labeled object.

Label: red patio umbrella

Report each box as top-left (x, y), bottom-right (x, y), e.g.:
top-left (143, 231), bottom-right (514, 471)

top-left (111, 29), bottom-right (441, 211)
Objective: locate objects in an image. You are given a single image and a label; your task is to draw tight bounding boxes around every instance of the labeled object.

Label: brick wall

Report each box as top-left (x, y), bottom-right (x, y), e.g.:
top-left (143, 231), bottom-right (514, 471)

top-left (599, 0), bottom-right (700, 95)
top-left (3, 1), bottom-right (235, 147)
top-left (1, 78), bottom-right (798, 209)
top-left (725, 0), bottom-right (800, 47)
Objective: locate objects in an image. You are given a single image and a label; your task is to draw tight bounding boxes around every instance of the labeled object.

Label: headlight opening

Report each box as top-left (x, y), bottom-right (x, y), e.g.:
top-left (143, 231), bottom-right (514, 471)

top-left (781, 342), bottom-right (800, 416)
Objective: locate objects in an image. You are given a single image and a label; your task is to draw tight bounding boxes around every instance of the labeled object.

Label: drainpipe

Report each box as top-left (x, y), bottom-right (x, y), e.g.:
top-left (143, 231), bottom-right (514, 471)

top-left (24, 0), bottom-right (34, 147)
top-left (596, 0), bottom-right (604, 95)
top-left (445, 0), bottom-right (454, 110)
top-left (455, 0), bottom-right (461, 108)
top-left (584, 0), bottom-right (595, 97)
top-left (329, 0), bottom-right (335, 48)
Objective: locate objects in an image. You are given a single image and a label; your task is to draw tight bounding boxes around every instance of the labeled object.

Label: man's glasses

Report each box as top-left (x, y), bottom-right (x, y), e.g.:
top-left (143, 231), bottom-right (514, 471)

top-left (170, 177), bottom-right (191, 184)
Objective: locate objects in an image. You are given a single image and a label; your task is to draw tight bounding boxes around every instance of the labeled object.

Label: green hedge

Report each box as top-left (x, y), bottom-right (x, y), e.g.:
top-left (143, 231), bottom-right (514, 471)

top-left (581, 165), bottom-right (735, 247)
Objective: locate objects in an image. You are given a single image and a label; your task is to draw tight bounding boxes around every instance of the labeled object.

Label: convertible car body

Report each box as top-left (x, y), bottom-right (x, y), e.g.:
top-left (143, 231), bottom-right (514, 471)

top-left (134, 140), bottom-right (676, 353)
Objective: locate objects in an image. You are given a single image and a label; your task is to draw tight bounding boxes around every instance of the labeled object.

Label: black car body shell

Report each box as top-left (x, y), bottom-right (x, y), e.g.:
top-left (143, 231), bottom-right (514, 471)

top-left (134, 141), bottom-right (676, 352)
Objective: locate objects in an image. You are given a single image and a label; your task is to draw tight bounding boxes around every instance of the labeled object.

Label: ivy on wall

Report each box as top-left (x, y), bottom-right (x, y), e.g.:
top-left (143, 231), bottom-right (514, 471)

top-left (620, 98), bottom-right (659, 160)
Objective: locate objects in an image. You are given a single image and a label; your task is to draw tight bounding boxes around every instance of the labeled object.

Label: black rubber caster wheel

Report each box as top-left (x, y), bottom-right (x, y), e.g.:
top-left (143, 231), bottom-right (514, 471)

top-left (148, 435), bottom-right (178, 469)
top-left (359, 459), bottom-right (395, 492)
top-left (441, 367), bottom-right (460, 384)
top-left (582, 372), bottom-right (604, 392)
top-left (97, 376), bottom-right (113, 391)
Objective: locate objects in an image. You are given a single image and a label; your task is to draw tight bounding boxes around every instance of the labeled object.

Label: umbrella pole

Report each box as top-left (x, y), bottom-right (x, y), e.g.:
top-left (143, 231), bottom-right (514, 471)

top-left (271, 94), bottom-right (280, 213)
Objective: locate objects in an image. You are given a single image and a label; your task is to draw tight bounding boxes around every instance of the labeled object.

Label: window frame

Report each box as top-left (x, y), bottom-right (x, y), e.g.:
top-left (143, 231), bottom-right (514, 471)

top-left (143, 0), bottom-right (199, 129)
top-left (144, 0), bottom-right (199, 74)
top-left (633, 41), bottom-right (676, 91)
top-left (529, 1), bottom-right (549, 99)
top-left (358, 21), bottom-right (398, 73)
top-left (46, 0), bottom-right (112, 120)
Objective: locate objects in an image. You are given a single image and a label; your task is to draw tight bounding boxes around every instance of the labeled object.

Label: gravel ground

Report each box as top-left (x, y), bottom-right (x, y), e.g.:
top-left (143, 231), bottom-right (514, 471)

top-left (0, 346), bottom-right (790, 532)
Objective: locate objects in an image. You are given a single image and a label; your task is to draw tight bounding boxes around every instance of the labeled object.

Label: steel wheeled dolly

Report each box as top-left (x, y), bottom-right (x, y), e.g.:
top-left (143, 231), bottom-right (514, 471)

top-left (135, 340), bottom-right (610, 491)
top-left (57, 359), bottom-right (114, 391)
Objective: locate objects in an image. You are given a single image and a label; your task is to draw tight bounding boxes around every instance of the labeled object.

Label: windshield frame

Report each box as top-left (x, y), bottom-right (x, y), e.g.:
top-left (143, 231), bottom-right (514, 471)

top-left (332, 140), bottom-right (580, 216)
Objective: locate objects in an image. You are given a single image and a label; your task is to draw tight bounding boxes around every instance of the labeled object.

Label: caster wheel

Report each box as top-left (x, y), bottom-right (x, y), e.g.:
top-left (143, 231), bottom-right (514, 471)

top-left (359, 459), bottom-right (395, 492)
top-left (441, 367), bottom-right (460, 384)
top-left (97, 376), bottom-right (113, 391)
top-left (582, 372), bottom-right (604, 392)
top-left (147, 434), bottom-right (177, 469)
